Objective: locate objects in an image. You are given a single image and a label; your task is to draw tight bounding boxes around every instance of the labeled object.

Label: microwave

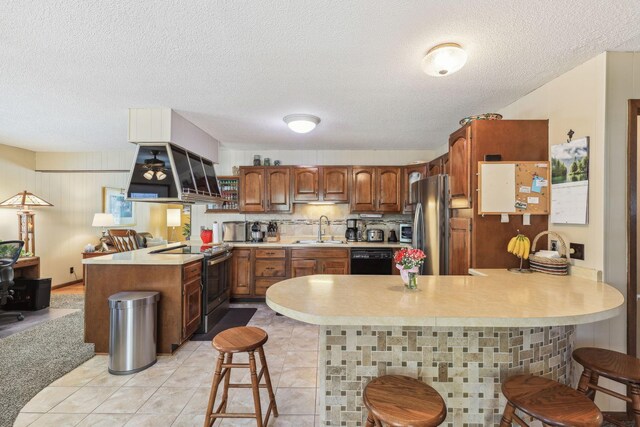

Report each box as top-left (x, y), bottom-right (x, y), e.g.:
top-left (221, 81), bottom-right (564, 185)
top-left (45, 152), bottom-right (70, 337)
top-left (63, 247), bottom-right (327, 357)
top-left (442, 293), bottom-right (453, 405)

top-left (399, 224), bottom-right (412, 243)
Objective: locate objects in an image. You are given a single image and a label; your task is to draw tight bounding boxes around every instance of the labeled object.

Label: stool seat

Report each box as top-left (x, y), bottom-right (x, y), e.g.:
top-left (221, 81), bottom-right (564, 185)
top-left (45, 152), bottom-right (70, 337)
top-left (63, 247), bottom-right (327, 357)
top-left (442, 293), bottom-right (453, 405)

top-left (501, 375), bottom-right (602, 427)
top-left (573, 347), bottom-right (640, 384)
top-left (363, 375), bottom-right (446, 427)
top-left (212, 326), bottom-right (268, 353)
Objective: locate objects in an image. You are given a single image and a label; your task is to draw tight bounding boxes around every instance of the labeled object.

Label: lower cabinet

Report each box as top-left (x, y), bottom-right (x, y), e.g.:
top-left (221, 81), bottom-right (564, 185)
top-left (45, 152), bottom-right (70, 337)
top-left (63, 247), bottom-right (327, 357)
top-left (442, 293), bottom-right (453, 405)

top-left (449, 217), bottom-right (471, 275)
top-left (182, 261), bottom-right (202, 340)
top-left (230, 247), bottom-right (289, 298)
top-left (231, 249), bottom-right (252, 296)
top-left (291, 248), bottom-right (349, 277)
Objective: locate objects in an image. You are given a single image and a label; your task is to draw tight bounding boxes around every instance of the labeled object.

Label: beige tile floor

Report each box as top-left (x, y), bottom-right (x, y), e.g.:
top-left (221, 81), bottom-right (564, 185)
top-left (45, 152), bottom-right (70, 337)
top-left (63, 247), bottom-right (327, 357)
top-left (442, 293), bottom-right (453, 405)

top-left (15, 303), bottom-right (320, 427)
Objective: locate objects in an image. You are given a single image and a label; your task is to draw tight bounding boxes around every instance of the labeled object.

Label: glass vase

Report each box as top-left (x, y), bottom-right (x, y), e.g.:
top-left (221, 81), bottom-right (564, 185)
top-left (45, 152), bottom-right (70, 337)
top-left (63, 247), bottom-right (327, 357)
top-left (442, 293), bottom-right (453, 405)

top-left (406, 272), bottom-right (418, 290)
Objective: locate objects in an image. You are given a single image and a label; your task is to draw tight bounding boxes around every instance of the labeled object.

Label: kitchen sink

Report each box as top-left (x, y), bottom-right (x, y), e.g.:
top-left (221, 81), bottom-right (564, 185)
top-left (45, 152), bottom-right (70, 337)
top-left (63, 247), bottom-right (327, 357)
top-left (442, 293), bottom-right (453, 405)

top-left (293, 240), bottom-right (346, 244)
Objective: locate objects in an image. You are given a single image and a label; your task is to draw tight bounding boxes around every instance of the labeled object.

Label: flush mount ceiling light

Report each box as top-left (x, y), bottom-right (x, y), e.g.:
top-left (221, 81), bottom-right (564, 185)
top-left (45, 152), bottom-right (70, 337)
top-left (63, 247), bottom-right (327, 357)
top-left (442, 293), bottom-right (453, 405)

top-left (421, 43), bottom-right (467, 77)
top-left (283, 114), bottom-right (321, 134)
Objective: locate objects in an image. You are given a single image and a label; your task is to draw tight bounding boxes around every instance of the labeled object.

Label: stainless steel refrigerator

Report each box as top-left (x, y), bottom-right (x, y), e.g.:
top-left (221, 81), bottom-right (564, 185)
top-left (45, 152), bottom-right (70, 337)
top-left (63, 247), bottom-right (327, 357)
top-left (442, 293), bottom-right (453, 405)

top-left (411, 175), bottom-right (449, 275)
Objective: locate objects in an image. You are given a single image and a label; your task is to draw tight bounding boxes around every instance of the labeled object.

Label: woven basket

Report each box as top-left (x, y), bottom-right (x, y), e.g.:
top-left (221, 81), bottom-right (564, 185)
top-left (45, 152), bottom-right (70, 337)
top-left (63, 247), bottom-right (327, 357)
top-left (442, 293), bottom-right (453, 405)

top-left (528, 231), bottom-right (569, 275)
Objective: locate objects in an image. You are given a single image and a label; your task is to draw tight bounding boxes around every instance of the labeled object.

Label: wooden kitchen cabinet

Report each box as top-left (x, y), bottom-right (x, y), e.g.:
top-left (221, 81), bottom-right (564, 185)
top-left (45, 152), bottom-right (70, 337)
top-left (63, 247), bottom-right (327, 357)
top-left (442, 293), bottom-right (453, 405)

top-left (266, 167), bottom-right (291, 212)
top-left (239, 167), bottom-right (266, 212)
top-left (449, 127), bottom-right (472, 209)
top-left (351, 166), bottom-right (401, 213)
top-left (402, 163), bottom-right (427, 213)
top-left (292, 167), bottom-right (320, 202)
top-left (448, 120), bottom-right (549, 270)
top-left (449, 217), bottom-right (471, 276)
top-left (239, 167), bottom-right (291, 213)
top-left (291, 248), bottom-right (349, 277)
top-left (254, 248), bottom-right (288, 295)
top-left (322, 167), bottom-right (349, 202)
top-left (230, 249), bottom-right (252, 296)
top-left (182, 261), bottom-right (202, 340)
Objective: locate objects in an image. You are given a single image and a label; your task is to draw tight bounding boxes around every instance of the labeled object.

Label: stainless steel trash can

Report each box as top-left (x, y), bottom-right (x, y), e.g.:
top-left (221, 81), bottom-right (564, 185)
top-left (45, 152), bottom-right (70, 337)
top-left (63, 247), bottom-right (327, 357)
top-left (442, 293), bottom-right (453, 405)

top-left (108, 291), bottom-right (160, 375)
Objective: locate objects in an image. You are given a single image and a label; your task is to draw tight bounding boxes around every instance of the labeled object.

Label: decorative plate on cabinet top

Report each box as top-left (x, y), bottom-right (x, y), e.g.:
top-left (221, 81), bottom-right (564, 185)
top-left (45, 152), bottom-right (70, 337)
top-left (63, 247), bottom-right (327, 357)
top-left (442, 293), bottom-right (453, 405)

top-left (459, 113), bottom-right (503, 126)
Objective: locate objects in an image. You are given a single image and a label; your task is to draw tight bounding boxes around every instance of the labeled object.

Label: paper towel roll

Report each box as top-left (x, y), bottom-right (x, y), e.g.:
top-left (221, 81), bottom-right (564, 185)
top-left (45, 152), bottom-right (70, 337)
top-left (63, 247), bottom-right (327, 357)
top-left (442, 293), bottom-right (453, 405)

top-left (212, 222), bottom-right (220, 244)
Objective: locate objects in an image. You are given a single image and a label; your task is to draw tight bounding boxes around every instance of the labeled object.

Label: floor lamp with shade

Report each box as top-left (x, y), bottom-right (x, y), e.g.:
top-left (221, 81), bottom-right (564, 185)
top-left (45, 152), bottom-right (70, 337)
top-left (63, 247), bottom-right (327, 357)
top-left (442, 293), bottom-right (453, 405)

top-left (92, 213), bottom-right (115, 251)
top-left (0, 190), bottom-right (53, 255)
top-left (167, 209), bottom-right (181, 242)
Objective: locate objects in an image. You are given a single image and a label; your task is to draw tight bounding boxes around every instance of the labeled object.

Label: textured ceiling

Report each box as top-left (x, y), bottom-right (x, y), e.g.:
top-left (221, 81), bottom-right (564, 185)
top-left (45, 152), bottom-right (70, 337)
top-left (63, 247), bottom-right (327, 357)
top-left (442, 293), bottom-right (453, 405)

top-left (1, 0), bottom-right (640, 152)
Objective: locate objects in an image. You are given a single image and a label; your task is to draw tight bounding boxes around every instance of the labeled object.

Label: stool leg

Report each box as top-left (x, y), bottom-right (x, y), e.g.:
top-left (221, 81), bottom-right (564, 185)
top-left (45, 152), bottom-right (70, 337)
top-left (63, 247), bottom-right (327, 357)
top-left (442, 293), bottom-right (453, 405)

top-left (577, 368), bottom-right (596, 401)
top-left (249, 351), bottom-right (263, 427)
top-left (630, 384), bottom-right (640, 426)
top-left (204, 352), bottom-right (225, 427)
top-left (365, 413), bottom-right (376, 427)
top-left (220, 352), bottom-right (233, 413)
top-left (258, 346), bottom-right (279, 417)
top-left (500, 402), bottom-right (516, 427)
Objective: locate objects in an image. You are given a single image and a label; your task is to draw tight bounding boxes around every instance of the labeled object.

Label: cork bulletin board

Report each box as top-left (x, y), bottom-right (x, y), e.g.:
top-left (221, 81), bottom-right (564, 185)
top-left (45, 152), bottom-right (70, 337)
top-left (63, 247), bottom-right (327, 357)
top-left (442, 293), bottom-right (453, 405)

top-left (478, 161), bottom-right (550, 215)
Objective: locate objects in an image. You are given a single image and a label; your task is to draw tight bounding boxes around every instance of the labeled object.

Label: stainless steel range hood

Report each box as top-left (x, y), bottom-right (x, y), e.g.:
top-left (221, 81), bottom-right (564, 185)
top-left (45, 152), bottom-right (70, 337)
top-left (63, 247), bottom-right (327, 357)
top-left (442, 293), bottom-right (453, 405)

top-left (126, 142), bottom-right (223, 204)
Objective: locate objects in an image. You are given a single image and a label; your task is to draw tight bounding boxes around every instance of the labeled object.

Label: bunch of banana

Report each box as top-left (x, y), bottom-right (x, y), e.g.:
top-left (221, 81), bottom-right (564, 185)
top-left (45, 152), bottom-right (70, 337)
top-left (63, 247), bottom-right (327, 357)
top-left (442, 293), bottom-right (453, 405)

top-left (507, 234), bottom-right (531, 259)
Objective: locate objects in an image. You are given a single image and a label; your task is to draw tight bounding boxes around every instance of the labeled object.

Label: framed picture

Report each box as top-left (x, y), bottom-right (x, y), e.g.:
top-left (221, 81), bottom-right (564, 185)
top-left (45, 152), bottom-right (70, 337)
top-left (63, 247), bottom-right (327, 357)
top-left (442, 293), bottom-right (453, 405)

top-left (103, 187), bottom-right (136, 226)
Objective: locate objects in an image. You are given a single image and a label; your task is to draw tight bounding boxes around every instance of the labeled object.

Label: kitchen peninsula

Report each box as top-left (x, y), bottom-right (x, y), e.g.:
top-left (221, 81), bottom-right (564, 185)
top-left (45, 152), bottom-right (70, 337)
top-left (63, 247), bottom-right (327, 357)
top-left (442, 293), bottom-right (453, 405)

top-left (82, 245), bottom-right (205, 354)
top-left (266, 270), bottom-right (624, 426)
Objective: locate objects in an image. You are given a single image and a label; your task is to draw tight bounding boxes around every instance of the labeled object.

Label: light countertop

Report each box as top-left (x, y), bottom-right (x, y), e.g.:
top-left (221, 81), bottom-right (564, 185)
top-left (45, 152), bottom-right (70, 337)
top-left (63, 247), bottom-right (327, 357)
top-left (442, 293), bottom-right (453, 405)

top-left (82, 244), bottom-right (204, 265)
top-left (231, 241), bottom-right (408, 248)
top-left (265, 269), bottom-right (624, 327)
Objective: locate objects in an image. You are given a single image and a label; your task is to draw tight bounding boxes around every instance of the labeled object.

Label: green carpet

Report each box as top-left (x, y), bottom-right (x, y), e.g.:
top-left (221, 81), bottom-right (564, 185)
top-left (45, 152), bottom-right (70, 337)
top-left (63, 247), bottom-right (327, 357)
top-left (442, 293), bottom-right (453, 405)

top-left (0, 294), bottom-right (93, 427)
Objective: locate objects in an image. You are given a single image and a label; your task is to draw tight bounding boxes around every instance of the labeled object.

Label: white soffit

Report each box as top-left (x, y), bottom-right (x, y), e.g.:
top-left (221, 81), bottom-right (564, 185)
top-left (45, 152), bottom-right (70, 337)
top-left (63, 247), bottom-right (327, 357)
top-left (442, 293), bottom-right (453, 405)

top-left (1, 0), bottom-right (640, 152)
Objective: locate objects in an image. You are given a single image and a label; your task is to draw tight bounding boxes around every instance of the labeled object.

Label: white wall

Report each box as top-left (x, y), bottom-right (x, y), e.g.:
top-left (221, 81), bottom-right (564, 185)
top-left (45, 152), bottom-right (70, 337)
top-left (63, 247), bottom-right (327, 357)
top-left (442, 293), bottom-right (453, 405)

top-left (499, 53), bottom-right (607, 271)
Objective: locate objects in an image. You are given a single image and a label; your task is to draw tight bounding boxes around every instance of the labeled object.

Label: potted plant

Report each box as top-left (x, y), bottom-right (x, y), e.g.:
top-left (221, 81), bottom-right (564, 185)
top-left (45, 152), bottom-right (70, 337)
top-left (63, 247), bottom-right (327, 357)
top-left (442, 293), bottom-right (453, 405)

top-left (182, 223), bottom-right (191, 241)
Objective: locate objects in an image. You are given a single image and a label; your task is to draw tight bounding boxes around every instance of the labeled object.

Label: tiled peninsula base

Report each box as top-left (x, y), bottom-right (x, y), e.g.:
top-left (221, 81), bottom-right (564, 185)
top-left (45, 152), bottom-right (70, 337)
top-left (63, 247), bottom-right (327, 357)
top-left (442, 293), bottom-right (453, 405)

top-left (319, 324), bottom-right (575, 427)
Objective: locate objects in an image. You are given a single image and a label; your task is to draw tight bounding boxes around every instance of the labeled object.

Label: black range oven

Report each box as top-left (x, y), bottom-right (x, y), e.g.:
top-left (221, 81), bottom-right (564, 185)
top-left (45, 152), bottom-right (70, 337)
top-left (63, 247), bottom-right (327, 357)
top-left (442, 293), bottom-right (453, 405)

top-left (149, 243), bottom-right (232, 333)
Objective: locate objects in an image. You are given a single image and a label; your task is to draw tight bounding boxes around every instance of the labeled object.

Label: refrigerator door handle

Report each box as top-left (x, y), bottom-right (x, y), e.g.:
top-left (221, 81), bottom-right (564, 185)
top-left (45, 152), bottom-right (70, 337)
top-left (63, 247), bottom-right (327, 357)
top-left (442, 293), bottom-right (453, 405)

top-left (413, 201), bottom-right (424, 251)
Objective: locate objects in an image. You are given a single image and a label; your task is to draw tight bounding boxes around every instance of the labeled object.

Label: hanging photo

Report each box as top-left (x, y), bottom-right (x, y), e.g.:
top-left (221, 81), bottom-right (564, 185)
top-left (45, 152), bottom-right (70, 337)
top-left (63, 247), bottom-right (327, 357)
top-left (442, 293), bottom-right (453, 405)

top-left (550, 137), bottom-right (589, 224)
top-left (103, 187), bottom-right (136, 226)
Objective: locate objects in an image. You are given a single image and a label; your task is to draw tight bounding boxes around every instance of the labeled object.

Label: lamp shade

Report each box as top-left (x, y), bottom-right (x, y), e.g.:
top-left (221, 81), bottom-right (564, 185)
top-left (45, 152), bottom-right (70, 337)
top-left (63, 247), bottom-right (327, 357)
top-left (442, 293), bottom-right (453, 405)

top-left (0, 190), bottom-right (53, 209)
top-left (92, 213), bottom-right (115, 227)
top-left (166, 209), bottom-right (181, 227)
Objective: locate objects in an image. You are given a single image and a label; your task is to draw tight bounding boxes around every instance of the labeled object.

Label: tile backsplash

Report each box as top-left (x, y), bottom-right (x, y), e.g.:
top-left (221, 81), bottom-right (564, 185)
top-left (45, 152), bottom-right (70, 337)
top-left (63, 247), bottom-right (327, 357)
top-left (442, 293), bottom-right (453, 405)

top-left (191, 203), bottom-right (411, 241)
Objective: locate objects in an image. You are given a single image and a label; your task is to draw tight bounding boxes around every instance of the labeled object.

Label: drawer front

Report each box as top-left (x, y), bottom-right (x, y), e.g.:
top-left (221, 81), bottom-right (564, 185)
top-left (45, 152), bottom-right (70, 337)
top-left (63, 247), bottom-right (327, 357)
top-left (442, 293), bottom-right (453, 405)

top-left (255, 249), bottom-right (286, 259)
top-left (255, 278), bottom-right (282, 296)
top-left (291, 248), bottom-right (349, 259)
top-left (255, 259), bottom-right (286, 277)
top-left (183, 261), bottom-right (202, 282)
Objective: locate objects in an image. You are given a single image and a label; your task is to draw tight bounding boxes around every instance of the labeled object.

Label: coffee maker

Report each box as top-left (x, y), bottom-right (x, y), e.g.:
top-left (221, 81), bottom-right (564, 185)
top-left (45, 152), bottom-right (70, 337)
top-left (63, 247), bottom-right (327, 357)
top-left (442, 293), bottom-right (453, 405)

top-left (345, 219), bottom-right (359, 242)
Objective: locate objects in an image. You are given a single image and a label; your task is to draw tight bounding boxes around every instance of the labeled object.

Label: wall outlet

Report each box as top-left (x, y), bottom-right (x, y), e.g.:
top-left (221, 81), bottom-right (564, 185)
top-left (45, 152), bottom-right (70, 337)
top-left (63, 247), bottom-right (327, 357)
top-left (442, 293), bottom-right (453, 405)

top-left (550, 240), bottom-right (558, 251)
top-left (69, 266), bottom-right (75, 274)
top-left (570, 243), bottom-right (585, 260)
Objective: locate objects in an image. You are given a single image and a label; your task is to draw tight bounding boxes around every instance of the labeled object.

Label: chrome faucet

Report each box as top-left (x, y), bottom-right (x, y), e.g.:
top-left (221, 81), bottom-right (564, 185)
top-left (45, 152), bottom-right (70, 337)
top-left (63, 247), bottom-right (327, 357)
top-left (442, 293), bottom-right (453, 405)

top-left (318, 215), bottom-right (330, 242)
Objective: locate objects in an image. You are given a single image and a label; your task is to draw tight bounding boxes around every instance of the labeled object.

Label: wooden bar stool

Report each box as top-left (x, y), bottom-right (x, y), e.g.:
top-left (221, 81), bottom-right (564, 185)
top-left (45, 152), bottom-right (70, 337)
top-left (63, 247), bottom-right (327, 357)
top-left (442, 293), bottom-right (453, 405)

top-left (573, 347), bottom-right (640, 427)
top-left (363, 375), bottom-right (447, 427)
top-left (500, 375), bottom-right (603, 427)
top-left (203, 326), bottom-right (278, 427)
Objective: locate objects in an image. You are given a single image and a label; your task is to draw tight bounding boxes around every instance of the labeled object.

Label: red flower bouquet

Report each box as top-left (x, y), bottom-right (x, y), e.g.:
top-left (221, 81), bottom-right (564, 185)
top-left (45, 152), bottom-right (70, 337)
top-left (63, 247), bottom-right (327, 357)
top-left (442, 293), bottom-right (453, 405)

top-left (394, 248), bottom-right (426, 290)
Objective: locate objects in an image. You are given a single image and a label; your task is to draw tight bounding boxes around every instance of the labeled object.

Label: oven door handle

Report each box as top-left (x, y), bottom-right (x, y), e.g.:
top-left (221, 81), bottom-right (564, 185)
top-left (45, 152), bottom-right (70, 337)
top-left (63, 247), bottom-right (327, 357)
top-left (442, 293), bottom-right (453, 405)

top-left (207, 252), bottom-right (233, 266)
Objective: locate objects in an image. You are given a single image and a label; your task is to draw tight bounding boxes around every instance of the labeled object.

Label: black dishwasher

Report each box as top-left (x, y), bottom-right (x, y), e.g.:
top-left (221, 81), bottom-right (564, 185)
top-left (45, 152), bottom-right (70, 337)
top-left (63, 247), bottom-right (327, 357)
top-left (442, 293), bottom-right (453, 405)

top-left (350, 248), bottom-right (394, 275)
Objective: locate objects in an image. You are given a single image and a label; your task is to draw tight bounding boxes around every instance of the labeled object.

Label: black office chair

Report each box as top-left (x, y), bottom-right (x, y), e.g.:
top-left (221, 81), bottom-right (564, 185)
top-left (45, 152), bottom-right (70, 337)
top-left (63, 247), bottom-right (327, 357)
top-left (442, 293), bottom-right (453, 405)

top-left (0, 240), bottom-right (26, 322)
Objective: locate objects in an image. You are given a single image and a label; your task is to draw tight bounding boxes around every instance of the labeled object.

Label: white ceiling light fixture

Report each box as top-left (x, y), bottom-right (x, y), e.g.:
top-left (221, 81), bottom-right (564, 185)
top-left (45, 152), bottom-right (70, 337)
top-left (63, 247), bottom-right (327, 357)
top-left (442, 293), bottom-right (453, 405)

top-left (283, 114), bottom-right (321, 134)
top-left (421, 43), bottom-right (467, 77)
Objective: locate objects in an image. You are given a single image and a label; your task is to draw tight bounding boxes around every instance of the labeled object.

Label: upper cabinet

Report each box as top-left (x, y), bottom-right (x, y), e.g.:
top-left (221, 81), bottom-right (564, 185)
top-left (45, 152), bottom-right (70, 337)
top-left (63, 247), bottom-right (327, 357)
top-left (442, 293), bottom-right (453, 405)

top-left (322, 167), bottom-right (349, 202)
top-left (449, 126), bottom-right (472, 209)
top-left (239, 167), bottom-right (266, 212)
top-left (239, 167), bottom-right (291, 213)
top-left (351, 166), bottom-right (401, 213)
top-left (402, 163), bottom-right (427, 214)
top-left (292, 167), bottom-right (320, 202)
top-left (292, 166), bottom-right (349, 203)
